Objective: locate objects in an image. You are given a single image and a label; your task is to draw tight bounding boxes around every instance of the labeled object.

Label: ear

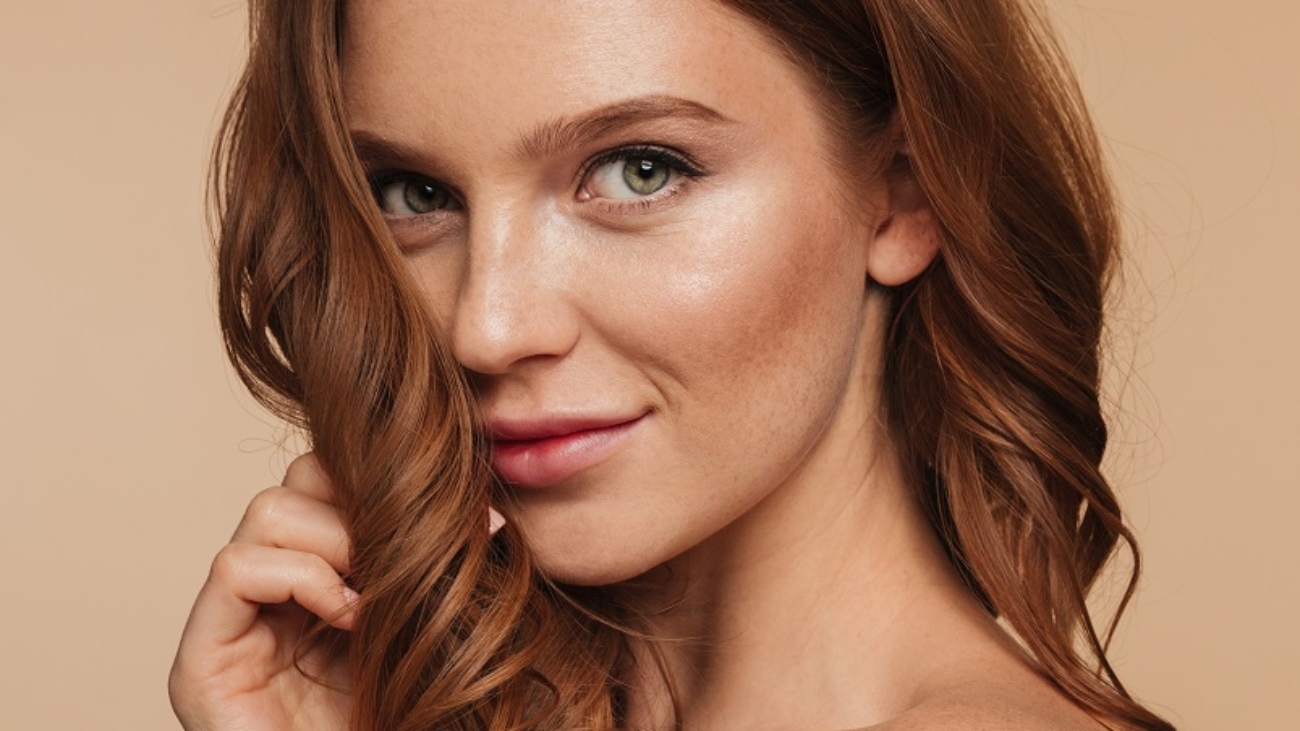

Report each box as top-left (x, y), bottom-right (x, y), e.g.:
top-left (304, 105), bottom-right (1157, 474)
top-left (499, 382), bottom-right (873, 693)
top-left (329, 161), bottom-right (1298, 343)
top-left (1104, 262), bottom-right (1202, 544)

top-left (864, 153), bottom-right (940, 287)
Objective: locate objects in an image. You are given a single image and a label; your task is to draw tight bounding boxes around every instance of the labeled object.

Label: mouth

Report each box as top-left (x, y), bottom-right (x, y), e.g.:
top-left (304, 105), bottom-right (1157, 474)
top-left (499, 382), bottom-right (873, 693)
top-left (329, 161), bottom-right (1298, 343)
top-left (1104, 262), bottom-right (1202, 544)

top-left (488, 413), bottom-right (648, 489)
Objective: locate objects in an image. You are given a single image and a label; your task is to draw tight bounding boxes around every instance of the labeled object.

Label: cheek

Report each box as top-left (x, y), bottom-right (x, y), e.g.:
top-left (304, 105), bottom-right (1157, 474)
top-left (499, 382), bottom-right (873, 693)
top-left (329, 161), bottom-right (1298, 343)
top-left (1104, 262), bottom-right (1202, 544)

top-left (576, 185), bottom-right (870, 558)
top-left (629, 190), bottom-right (867, 415)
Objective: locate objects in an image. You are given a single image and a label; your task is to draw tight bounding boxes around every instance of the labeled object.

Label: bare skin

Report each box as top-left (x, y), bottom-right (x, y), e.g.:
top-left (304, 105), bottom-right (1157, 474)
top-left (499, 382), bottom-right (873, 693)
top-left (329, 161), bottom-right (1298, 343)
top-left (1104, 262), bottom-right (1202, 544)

top-left (172, 1), bottom-right (1111, 729)
top-left (169, 456), bottom-right (354, 731)
top-left (170, 452), bottom-right (1101, 731)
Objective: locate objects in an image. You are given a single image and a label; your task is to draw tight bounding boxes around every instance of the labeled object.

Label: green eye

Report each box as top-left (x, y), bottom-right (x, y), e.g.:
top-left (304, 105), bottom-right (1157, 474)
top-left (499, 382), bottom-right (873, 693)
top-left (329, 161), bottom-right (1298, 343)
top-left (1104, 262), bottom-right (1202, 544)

top-left (373, 174), bottom-right (458, 216)
top-left (622, 158), bottom-right (671, 195)
top-left (403, 181), bottom-right (452, 213)
top-left (584, 146), bottom-right (702, 202)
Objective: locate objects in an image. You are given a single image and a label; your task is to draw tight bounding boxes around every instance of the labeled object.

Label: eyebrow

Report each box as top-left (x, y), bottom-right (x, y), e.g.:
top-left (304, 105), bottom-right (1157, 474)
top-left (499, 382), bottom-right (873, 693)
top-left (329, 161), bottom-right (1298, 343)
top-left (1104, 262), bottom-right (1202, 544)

top-left (349, 94), bottom-right (735, 170)
top-left (512, 94), bottom-right (735, 160)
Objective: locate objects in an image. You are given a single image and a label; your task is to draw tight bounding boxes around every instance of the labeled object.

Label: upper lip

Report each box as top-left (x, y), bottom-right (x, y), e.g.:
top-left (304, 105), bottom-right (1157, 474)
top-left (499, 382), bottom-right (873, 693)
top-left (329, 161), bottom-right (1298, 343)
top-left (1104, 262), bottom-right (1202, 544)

top-left (486, 412), bottom-right (647, 442)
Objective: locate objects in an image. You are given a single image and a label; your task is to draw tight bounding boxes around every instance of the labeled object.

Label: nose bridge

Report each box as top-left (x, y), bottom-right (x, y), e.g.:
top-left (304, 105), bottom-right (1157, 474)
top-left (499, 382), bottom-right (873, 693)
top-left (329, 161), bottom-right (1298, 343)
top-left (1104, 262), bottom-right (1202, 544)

top-left (451, 198), bottom-right (578, 374)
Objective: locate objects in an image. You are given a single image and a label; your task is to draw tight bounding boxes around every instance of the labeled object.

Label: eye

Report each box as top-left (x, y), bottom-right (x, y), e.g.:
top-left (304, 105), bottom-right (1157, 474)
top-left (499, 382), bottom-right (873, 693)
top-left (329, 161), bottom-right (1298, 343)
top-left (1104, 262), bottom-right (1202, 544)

top-left (582, 146), bottom-right (703, 202)
top-left (370, 173), bottom-right (460, 217)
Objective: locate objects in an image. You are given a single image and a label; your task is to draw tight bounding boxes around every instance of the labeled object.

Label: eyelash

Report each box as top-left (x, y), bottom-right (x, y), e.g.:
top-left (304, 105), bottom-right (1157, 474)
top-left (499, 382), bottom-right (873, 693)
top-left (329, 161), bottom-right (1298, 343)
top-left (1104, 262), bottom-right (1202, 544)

top-left (577, 144), bottom-right (707, 210)
top-left (365, 143), bottom-right (707, 220)
top-left (367, 171), bottom-right (460, 219)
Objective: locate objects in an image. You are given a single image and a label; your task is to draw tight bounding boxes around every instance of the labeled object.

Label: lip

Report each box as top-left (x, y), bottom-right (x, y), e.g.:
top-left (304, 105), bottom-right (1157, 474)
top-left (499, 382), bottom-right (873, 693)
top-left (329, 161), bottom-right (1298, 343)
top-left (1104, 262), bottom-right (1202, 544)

top-left (488, 412), bottom-right (647, 488)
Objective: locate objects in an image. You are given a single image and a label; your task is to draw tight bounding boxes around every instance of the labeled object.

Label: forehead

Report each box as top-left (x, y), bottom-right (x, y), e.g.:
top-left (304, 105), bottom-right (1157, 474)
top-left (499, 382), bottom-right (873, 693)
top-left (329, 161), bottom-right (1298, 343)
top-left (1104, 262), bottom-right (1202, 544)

top-left (340, 0), bottom-right (824, 157)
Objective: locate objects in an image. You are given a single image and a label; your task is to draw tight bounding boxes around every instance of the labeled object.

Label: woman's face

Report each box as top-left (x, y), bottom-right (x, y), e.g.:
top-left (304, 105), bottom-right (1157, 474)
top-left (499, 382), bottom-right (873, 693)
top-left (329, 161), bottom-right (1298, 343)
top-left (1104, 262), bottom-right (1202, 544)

top-left (342, 0), bottom-right (906, 584)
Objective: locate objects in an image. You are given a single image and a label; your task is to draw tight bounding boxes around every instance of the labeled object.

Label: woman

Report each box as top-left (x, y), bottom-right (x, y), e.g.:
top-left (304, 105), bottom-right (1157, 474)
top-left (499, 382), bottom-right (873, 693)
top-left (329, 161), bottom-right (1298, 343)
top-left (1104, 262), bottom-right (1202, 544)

top-left (170, 0), bottom-right (1174, 729)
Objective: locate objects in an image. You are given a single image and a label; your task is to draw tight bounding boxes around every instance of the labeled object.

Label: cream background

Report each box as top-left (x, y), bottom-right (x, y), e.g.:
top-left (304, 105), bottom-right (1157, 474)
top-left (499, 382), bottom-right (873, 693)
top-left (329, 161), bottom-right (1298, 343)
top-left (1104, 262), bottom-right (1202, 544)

top-left (0, 1), bottom-right (1294, 728)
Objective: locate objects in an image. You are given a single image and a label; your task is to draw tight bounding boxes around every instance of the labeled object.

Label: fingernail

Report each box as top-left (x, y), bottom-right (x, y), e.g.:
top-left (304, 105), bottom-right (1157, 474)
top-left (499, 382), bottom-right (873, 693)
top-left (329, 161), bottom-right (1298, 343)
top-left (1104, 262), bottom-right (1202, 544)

top-left (488, 507), bottom-right (506, 536)
top-left (342, 585), bottom-right (361, 604)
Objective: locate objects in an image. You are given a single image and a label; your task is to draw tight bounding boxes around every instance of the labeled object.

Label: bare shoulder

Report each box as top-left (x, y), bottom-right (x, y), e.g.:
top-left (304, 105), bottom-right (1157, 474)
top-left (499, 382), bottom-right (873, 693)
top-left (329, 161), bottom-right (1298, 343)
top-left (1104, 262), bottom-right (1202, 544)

top-left (867, 668), bottom-right (1108, 731)
top-left (868, 700), bottom-right (1104, 731)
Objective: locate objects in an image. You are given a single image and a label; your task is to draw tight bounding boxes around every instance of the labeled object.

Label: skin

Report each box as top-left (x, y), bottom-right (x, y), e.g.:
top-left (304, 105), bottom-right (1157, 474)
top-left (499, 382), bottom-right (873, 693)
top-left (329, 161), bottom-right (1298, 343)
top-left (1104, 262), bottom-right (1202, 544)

top-left (171, 1), bottom-right (1109, 729)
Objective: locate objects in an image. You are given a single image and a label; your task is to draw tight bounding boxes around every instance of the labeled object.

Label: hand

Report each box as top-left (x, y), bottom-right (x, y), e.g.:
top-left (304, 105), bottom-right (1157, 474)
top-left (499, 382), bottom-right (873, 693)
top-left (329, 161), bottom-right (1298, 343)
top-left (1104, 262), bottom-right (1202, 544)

top-left (169, 453), bottom-right (356, 731)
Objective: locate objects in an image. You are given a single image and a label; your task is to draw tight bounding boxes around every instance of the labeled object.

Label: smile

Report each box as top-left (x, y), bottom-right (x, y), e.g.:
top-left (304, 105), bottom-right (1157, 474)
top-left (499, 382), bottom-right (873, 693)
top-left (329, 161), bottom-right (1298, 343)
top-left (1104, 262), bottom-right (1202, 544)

top-left (489, 413), bottom-right (647, 488)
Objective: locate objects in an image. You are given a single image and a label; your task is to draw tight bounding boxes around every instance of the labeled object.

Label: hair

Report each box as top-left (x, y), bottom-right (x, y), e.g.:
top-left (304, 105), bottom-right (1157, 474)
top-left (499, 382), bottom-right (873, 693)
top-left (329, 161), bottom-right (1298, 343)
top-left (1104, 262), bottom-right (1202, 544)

top-left (212, 1), bottom-right (1173, 729)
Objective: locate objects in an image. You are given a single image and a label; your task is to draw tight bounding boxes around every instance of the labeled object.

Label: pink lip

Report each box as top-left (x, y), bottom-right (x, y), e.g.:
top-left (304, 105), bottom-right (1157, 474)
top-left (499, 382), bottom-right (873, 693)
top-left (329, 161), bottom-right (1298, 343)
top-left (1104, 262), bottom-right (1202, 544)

top-left (489, 413), bottom-right (647, 488)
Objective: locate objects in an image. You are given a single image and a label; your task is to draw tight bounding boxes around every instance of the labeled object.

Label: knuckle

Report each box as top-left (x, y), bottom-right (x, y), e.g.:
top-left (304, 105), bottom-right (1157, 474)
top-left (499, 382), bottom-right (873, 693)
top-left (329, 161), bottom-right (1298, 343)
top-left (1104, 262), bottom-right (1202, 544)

top-left (283, 451), bottom-right (324, 487)
top-left (209, 543), bottom-right (250, 583)
top-left (244, 486), bottom-right (291, 527)
top-left (167, 659), bottom-right (192, 708)
top-left (166, 676), bottom-right (188, 716)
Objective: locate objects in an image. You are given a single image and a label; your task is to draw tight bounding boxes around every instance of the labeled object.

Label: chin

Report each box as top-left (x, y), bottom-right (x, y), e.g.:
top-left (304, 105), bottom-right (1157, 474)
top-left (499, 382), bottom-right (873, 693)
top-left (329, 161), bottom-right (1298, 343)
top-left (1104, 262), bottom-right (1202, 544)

top-left (539, 564), bottom-right (633, 588)
top-left (522, 527), bottom-right (671, 588)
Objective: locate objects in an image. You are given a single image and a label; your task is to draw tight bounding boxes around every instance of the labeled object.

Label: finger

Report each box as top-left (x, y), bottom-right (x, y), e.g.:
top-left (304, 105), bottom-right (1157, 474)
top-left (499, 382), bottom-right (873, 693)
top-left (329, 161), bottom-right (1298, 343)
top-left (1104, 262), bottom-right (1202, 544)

top-left (185, 543), bottom-right (358, 649)
top-left (232, 486), bottom-right (351, 574)
top-left (281, 451), bottom-right (337, 504)
top-left (489, 506), bottom-right (506, 536)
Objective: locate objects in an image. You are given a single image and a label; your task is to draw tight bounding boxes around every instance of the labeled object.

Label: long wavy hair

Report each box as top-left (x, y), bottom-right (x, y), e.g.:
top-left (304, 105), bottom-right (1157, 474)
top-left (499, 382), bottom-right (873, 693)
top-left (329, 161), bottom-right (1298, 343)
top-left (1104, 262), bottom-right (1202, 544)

top-left (212, 1), bottom-right (1173, 729)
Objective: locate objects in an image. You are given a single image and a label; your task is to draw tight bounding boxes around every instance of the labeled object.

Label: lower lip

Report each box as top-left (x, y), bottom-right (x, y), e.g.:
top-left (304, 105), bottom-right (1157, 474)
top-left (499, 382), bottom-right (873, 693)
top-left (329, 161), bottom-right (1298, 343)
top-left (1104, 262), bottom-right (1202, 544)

top-left (491, 417), bottom-right (644, 489)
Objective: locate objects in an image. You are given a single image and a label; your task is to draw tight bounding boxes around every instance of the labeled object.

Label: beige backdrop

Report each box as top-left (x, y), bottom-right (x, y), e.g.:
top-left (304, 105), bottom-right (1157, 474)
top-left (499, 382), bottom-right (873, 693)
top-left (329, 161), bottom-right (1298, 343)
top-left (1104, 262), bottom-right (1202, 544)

top-left (1, 1), bottom-right (1295, 728)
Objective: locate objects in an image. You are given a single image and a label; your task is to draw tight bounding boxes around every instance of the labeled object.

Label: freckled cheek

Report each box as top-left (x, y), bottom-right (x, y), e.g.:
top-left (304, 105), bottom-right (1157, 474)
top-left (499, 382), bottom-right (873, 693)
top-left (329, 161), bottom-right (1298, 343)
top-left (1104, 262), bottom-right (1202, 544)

top-left (631, 193), bottom-right (862, 405)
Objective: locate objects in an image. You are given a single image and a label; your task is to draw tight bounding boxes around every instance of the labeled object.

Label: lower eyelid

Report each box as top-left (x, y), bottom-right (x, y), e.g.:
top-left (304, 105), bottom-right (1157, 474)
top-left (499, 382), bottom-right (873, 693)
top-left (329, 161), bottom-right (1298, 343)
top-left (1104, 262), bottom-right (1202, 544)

top-left (583, 175), bottom-right (694, 216)
top-left (382, 213), bottom-right (461, 255)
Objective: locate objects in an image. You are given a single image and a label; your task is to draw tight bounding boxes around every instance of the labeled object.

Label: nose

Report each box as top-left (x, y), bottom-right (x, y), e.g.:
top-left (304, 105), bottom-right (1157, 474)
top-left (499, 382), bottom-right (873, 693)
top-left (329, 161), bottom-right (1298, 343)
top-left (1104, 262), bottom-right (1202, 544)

top-left (449, 204), bottom-right (581, 375)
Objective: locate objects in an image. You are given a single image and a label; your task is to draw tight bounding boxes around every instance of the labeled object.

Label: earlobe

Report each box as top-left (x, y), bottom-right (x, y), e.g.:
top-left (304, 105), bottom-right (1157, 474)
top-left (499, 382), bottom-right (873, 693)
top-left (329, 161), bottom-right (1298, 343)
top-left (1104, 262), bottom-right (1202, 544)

top-left (864, 156), bottom-right (941, 287)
